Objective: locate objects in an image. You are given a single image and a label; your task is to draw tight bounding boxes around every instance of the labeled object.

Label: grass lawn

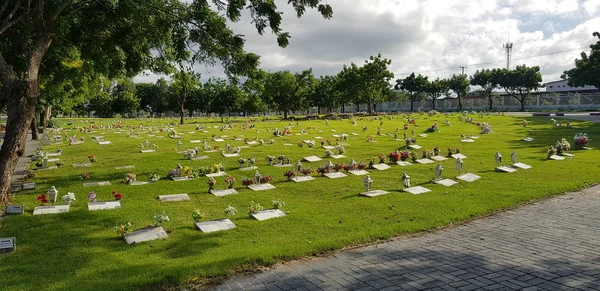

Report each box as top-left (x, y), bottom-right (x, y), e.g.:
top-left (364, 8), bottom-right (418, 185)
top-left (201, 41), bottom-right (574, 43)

top-left (0, 113), bottom-right (598, 291)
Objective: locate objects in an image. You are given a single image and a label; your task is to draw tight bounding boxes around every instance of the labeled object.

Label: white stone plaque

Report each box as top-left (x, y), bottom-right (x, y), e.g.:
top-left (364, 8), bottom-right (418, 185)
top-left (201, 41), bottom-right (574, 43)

top-left (351, 133), bottom-right (358, 136)
top-left (211, 189), bottom-right (238, 197)
top-left (0, 237), bottom-right (15, 253)
top-left (417, 134), bottom-right (428, 137)
top-left (33, 205), bottom-right (70, 215)
top-left (512, 162), bottom-right (532, 169)
top-left (123, 227), bottom-right (168, 244)
top-left (6, 205), bottom-right (23, 215)
top-left (273, 164), bottom-right (292, 167)
top-left (460, 139), bottom-right (475, 143)
top-left (403, 186), bottom-right (431, 195)
top-left (549, 155), bottom-right (565, 160)
top-left (251, 209), bottom-right (286, 221)
top-left (46, 152), bottom-right (62, 157)
top-left (37, 166), bottom-right (58, 171)
top-left (431, 156), bottom-right (447, 162)
top-left (396, 161), bottom-right (412, 166)
top-left (22, 183), bottom-right (36, 190)
top-left (115, 165), bottom-right (135, 169)
top-left (290, 176), bottom-right (315, 182)
top-left (456, 173), bottom-right (481, 182)
top-left (140, 149), bottom-right (156, 153)
top-left (240, 166), bottom-right (258, 171)
top-left (88, 201), bottom-right (121, 211)
top-left (246, 141), bottom-right (259, 145)
top-left (190, 140), bottom-right (202, 143)
top-left (172, 176), bottom-right (191, 181)
top-left (129, 181), bottom-right (150, 185)
top-left (434, 179), bottom-right (458, 187)
top-left (222, 153), bottom-right (240, 158)
top-left (371, 164), bottom-right (391, 170)
top-left (496, 166), bottom-right (517, 173)
top-left (323, 146), bottom-right (335, 150)
top-left (360, 190), bottom-right (390, 198)
top-left (98, 141), bottom-right (112, 145)
top-left (522, 137), bottom-right (535, 142)
top-left (324, 172), bottom-right (347, 179)
top-left (204, 150), bottom-right (217, 153)
top-left (561, 153), bottom-right (575, 157)
top-left (247, 183), bottom-right (276, 191)
top-left (303, 156), bottom-right (322, 162)
top-left (302, 140), bottom-right (314, 144)
top-left (349, 170), bottom-right (369, 175)
top-left (451, 154), bottom-right (467, 159)
top-left (73, 163), bottom-right (93, 167)
top-left (332, 134), bottom-right (341, 138)
top-left (212, 138), bottom-right (225, 142)
top-left (206, 172), bottom-right (227, 177)
top-left (158, 194), bottom-right (190, 202)
top-left (47, 158), bottom-right (60, 163)
top-left (409, 145), bottom-right (423, 149)
top-left (331, 155), bottom-right (346, 159)
top-left (84, 181), bottom-right (111, 187)
top-left (416, 158), bottom-right (434, 164)
top-left (191, 156), bottom-right (209, 161)
top-left (314, 136), bottom-right (323, 139)
top-left (195, 219), bottom-right (236, 233)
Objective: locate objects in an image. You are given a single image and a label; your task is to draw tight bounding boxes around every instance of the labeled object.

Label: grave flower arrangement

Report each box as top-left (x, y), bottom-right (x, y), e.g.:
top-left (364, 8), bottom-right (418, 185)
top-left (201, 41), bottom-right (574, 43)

top-left (88, 155), bottom-right (96, 162)
top-left (208, 177), bottom-right (216, 192)
top-left (260, 175), bottom-right (273, 184)
top-left (265, 155), bottom-right (276, 165)
top-left (247, 201), bottom-right (263, 216)
top-left (421, 149), bottom-right (434, 159)
top-left (81, 172), bottom-right (91, 180)
top-left (114, 222), bottom-right (133, 236)
top-left (298, 141), bottom-right (304, 147)
top-left (547, 146), bottom-right (557, 158)
top-left (153, 211), bottom-right (170, 226)
top-left (241, 178), bottom-right (254, 186)
top-left (149, 173), bottom-right (160, 182)
top-left (316, 166), bottom-right (328, 175)
top-left (573, 133), bottom-right (589, 148)
top-left (324, 150), bottom-right (333, 158)
top-left (88, 191), bottom-right (97, 202)
top-left (36, 193), bottom-right (48, 205)
top-left (410, 151), bottom-right (418, 162)
top-left (378, 154), bottom-right (386, 164)
top-left (425, 123), bottom-right (438, 132)
top-left (192, 210), bottom-right (206, 222)
top-left (433, 147), bottom-right (440, 156)
top-left (480, 123), bottom-right (493, 134)
top-left (238, 158), bottom-right (247, 166)
top-left (405, 138), bottom-right (416, 146)
top-left (400, 151), bottom-right (410, 161)
top-left (62, 192), bottom-right (76, 204)
top-left (342, 164), bottom-right (355, 172)
top-left (55, 161), bottom-right (63, 167)
top-left (125, 173), bottom-right (137, 184)
top-left (184, 149), bottom-right (197, 159)
top-left (247, 157), bottom-right (256, 167)
top-left (225, 205), bottom-right (237, 217)
top-left (356, 162), bottom-right (367, 170)
top-left (366, 136), bottom-right (374, 142)
top-left (388, 152), bottom-right (400, 163)
top-left (555, 138), bottom-right (571, 154)
top-left (336, 145), bottom-right (346, 155)
top-left (299, 168), bottom-right (314, 176)
top-left (272, 200), bottom-right (285, 209)
top-left (224, 175), bottom-right (236, 188)
top-left (284, 170), bottom-right (296, 180)
top-left (333, 163), bottom-right (344, 172)
top-left (113, 191), bottom-right (123, 200)
top-left (447, 147), bottom-right (461, 157)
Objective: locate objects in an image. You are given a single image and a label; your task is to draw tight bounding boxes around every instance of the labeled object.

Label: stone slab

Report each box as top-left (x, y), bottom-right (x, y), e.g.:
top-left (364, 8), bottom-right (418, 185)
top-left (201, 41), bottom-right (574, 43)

top-left (22, 183), bottom-right (35, 190)
top-left (349, 170), bottom-right (370, 175)
top-left (212, 138), bottom-right (225, 142)
top-left (273, 164), bottom-right (292, 167)
top-left (332, 134), bottom-right (341, 138)
top-left (496, 166), bottom-right (517, 173)
top-left (212, 189), bottom-right (238, 197)
top-left (433, 179), bottom-right (458, 187)
top-left (331, 155), bottom-right (346, 159)
top-left (6, 205), bottom-right (23, 215)
top-left (323, 146), bottom-right (335, 150)
top-left (240, 166), bottom-right (258, 171)
top-left (195, 219), bottom-right (236, 233)
top-left (431, 156), bottom-right (447, 162)
top-left (0, 237), bottom-right (15, 253)
top-left (33, 205), bottom-right (70, 215)
top-left (46, 152), bottom-right (62, 157)
top-left (84, 181), bottom-right (111, 187)
top-left (246, 141), bottom-right (259, 145)
top-left (396, 161), bottom-right (412, 166)
top-left (360, 190), bottom-right (391, 197)
top-left (206, 172), bottom-right (227, 178)
top-left (204, 150), bottom-right (217, 153)
top-left (403, 186), bottom-right (432, 195)
top-left (123, 227), bottom-right (168, 244)
top-left (371, 164), bottom-right (391, 170)
top-left (324, 172), bottom-right (347, 179)
top-left (415, 158), bottom-right (435, 164)
top-left (283, 143), bottom-right (293, 146)
top-left (73, 163), bottom-right (93, 167)
top-left (460, 139), bottom-right (475, 143)
top-left (172, 176), bottom-right (191, 181)
top-left (561, 153), bottom-right (575, 157)
top-left (98, 141), bottom-right (112, 145)
top-left (456, 173), bottom-right (481, 182)
top-left (409, 145), bottom-right (423, 149)
top-left (303, 156), bottom-right (322, 162)
top-left (190, 140), bottom-right (202, 143)
top-left (129, 181), bottom-right (150, 185)
top-left (47, 158), bottom-right (60, 163)
top-left (115, 166), bottom-right (135, 169)
top-left (251, 209), bottom-right (286, 221)
top-left (222, 153), bottom-right (240, 158)
top-left (549, 155), bottom-right (565, 160)
top-left (522, 137), bottom-right (535, 142)
top-left (451, 154), bottom-right (467, 159)
top-left (36, 166), bottom-right (58, 171)
top-left (290, 176), bottom-right (315, 182)
top-left (190, 156), bottom-right (209, 161)
top-left (140, 150), bottom-right (156, 153)
top-left (512, 162), bottom-right (532, 169)
top-left (88, 201), bottom-right (121, 211)
top-left (158, 194), bottom-right (190, 202)
top-left (247, 183), bottom-right (276, 191)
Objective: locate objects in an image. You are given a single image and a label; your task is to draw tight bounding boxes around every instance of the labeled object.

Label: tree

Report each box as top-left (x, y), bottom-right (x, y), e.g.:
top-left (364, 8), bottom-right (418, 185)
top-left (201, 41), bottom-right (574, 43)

top-left (241, 69), bottom-right (268, 115)
top-left (359, 54), bottom-right (394, 113)
top-left (562, 32), bottom-right (600, 88)
top-left (395, 73), bottom-right (428, 112)
top-left (263, 71), bottom-right (298, 119)
top-left (294, 69), bottom-right (318, 113)
top-left (497, 65), bottom-right (542, 111)
top-left (311, 75), bottom-right (341, 113)
top-left (168, 69), bottom-right (201, 124)
top-left (448, 74), bottom-right (470, 111)
top-left (425, 78), bottom-right (448, 110)
top-left (111, 78), bottom-right (140, 116)
top-left (470, 69), bottom-right (500, 111)
top-left (0, 0), bottom-right (333, 204)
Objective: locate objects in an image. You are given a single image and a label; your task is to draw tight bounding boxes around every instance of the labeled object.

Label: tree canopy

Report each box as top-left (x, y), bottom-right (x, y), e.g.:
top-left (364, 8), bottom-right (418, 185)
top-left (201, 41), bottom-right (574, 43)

top-left (497, 65), bottom-right (542, 111)
top-left (562, 32), bottom-right (600, 88)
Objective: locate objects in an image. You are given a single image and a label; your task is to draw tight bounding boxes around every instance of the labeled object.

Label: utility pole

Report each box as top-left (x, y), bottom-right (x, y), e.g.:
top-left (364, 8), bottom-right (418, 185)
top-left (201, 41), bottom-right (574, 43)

top-left (459, 66), bottom-right (467, 76)
top-left (503, 33), bottom-right (513, 69)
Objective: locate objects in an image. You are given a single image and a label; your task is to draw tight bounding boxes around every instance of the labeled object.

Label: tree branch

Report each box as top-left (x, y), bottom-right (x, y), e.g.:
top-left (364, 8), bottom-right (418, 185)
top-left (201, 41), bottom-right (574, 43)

top-left (0, 50), bottom-right (16, 84)
top-left (47, 0), bottom-right (71, 27)
top-left (0, 0), bottom-right (30, 36)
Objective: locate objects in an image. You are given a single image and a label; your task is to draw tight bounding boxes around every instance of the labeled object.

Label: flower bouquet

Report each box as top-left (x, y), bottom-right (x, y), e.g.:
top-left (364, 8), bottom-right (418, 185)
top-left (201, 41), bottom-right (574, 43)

top-left (149, 173), bottom-right (160, 182)
top-left (114, 222), bottom-right (133, 236)
top-left (316, 166), bottom-right (328, 175)
top-left (265, 155), bottom-right (276, 166)
top-left (113, 190), bottom-right (123, 200)
top-left (192, 210), bottom-right (206, 222)
top-left (153, 211), bottom-right (169, 226)
top-left (125, 173), bottom-right (137, 184)
top-left (247, 201), bottom-right (263, 216)
top-left (555, 138), bottom-right (571, 154)
top-left (283, 170), bottom-right (296, 180)
top-left (36, 193), bottom-right (48, 205)
top-left (388, 152), bottom-right (400, 163)
top-left (224, 175), bottom-right (236, 189)
top-left (225, 205), bottom-right (237, 217)
top-left (241, 178), bottom-right (254, 186)
top-left (547, 146), bottom-right (557, 158)
top-left (272, 200), bottom-right (285, 209)
top-left (356, 162), bottom-right (367, 170)
top-left (63, 193), bottom-right (76, 204)
top-left (260, 175), bottom-right (273, 184)
top-left (299, 168), bottom-right (314, 176)
top-left (88, 155), bottom-right (96, 162)
top-left (573, 133), bottom-right (589, 148)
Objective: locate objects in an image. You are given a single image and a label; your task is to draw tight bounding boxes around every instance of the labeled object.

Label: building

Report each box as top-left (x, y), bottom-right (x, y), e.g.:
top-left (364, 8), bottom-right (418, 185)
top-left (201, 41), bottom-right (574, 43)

top-left (545, 79), bottom-right (597, 93)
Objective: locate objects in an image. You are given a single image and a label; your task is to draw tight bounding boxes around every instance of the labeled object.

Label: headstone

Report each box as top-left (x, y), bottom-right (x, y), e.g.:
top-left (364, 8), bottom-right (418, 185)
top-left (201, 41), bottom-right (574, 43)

top-left (33, 205), bottom-right (70, 215)
top-left (512, 162), bottom-right (532, 169)
top-left (360, 190), bottom-right (390, 197)
top-left (22, 183), bottom-right (36, 190)
top-left (403, 186), bottom-right (432, 195)
top-left (456, 173), bottom-right (481, 182)
top-left (88, 201), bottom-right (121, 211)
top-left (140, 149), bottom-right (156, 153)
top-left (211, 189), bottom-right (238, 197)
top-left (451, 153), bottom-right (467, 159)
top-left (433, 179), bottom-right (458, 187)
top-left (47, 158), bottom-right (60, 163)
top-left (496, 166), bottom-right (517, 173)
top-left (351, 133), bottom-right (358, 136)
top-left (246, 141), bottom-right (259, 145)
top-left (273, 164), bottom-right (292, 167)
top-left (417, 134), bottom-right (428, 137)
top-left (349, 170), bottom-right (370, 175)
top-left (129, 181), bottom-right (150, 185)
top-left (522, 137), bottom-right (535, 142)
top-left (239, 166), bottom-right (258, 171)
top-left (331, 155), bottom-right (346, 159)
top-left (212, 138), bottom-right (225, 142)
top-left (115, 165), bottom-right (135, 169)
top-left (460, 139), bottom-right (475, 143)
top-left (561, 153), bottom-right (575, 157)
top-left (332, 134), bottom-right (341, 138)
top-left (290, 176), bottom-right (315, 182)
top-left (0, 237), bottom-right (15, 253)
top-left (98, 141), bottom-right (112, 145)
top-left (172, 176), bottom-right (191, 181)
top-left (123, 227), bottom-right (168, 244)
top-left (324, 172), bottom-right (347, 179)
top-left (46, 152), bottom-right (62, 157)
top-left (283, 143), bottom-right (293, 146)
top-left (84, 181), bottom-right (111, 187)
top-left (158, 194), bottom-right (190, 202)
top-left (206, 172), bottom-right (227, 178)
top-left (431, 156), bottom-right (447, 162)
top-left (371, 164), bottom-right (391, 170)
top-left (6, 205), bottom-right (23, 215)
top-left (323, 146), bottom-right (335, 150)
top-left (549, 155), bottom-right (565, 160)
top-left (190, 156), bottom-right (209, 161)
top-left (303, 156), bottom-right (322, 162)
top-left (222, 153), bottom-right (240, 158)
top-left (409, 145), bottom-right (423, 149)
top-left (251, 209), bottom-right (286, 221)
top-left (415, 158), bottom-right (434, 164)
top-left (73, 163), bottom-right (93, 167)
top-left (195, 219), bottom-right (236, 233)
top-left (247, 183), bottom-right (276, 191)
top-left (37, 166), bottom-right (58, 171)
top-left (190, 140), bottom-right (202, 143)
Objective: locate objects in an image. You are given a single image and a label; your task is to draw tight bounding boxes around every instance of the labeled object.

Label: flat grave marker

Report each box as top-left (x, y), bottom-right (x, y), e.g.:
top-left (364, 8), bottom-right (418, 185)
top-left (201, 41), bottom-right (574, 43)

top-left (140, 149), bottom-right (156, 153)
top-left (84, 181), bottom-right (111, 187)
top-left (251, 209), bottom-right (286, 221)
top-left (496, 166), bottom-right (517, 173)
top-left (323, 146), bottom-right (335, 150)
top-left (46, 152), bottom-right (62, 157)
top-left (415, 158), bottom-right (434, 164)
top-left (403, 186), bottom-right (432, 195)
top-left (115, 165), bottom-right (135, 169)
top-left (512, 162), bottom-right (532, 169)
top-left (172, 176), bottom-right (191, 182)
top-left (247, 183), bottom-right (276, 191)
top-left (239, 166), bottom-right (258, 171)
top-left (396, 161), bottom-right (412, 166)
top-left (123, 227), bottom-right (168, 244)
top-left (88, 201), bottom-right (121, 211)
top-left (460, 139), bottom-right (475, 143)
top-left (561, 153), bottom-right (575, 157)
top-left (0, 237), bottom-right (15, 253)
top-left (222, 153), bottom-right (240, 158)
top-left (204, 150), bottom-right (217, 153)
top-left (211, 189), bottom-right (238, 197)
top-left (246, 141), bottom-right (259, 145)
top-left (522, 137), bottom-right (535, 142)
top-left (431, 156), bottom-right (447, 162)
top-left (206, 172), bottom-right (227, 178)
top-left (409, 145), bottom-right (423, 149)
top-left (22, 183), bottom-right (36, 190)
top-left (457, 173), bottom-right (481, 182)
top-left (158, 194), bottom-right (190, 202)
top-left (129, 181), bottom-right (150, 186)
top-left (98, 141), bottom-right (112, 145)
top-left (273, 164), bottom-right (292, 167)
top-left (549, 155), bottom-right (565, 160)
top-left (73, 163), bottom-right (93, 167)
top-left (371, 164), bottom-right (391, 170)
top-left (190, 156), bottom-right (209, 161)
top-left (36, 166), bottom-right (57, 171)
top-left (331, 155), bottom-right (346, 159)
top-left (324, 172), bottom-right (347, 179)
top-left (283, 143), bottom-right (293, 146)
top-left (190, 140), bottom-right (202, 143)
top-left (195, 219), bottom-right (236, 233)
top-left (360, 190), bottom-right (390, 198)
top-left (47, 158), bottom-right (60, 163)
top-left (290, 176), bottom-right (315, 182)
top-left (351, 133), bottom-right (358, 136)
top-left (212, 138), bottom-right (225, 142)
top-left (349, 170), bottom-right (369, 176)
top-left (33, 205), bottom-right (70, 215)
top-left (433, 179), bottom-right (458, 187)
top-left (6, 205), bottom-right (23, 215)
top-left (303, 156), bottom-right (323, 162)
top-left (451, 153), bottom-right (467, 159)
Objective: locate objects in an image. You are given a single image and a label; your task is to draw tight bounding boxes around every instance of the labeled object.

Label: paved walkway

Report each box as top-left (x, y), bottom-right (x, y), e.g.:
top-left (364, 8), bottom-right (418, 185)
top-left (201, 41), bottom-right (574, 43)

top-left (212, 184), bottom-right (600, 290)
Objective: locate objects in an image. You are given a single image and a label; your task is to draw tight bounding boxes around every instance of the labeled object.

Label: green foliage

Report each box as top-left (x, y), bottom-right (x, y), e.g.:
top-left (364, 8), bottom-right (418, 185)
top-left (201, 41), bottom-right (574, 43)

top-left (470, 69), bottom-right (501, 111)
top-left (448, 74), bottom-right (470, 111)
top-left (396, 73), bottom-right (429, 111)
top-left (562, 32), bottom-right (600, 88)
top-left (496, 65), bottom-right (543, 111)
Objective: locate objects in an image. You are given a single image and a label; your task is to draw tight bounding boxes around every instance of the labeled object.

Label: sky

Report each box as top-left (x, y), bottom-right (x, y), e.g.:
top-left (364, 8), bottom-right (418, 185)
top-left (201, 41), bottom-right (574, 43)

top-left (134, 0), bottom-right (600, 85)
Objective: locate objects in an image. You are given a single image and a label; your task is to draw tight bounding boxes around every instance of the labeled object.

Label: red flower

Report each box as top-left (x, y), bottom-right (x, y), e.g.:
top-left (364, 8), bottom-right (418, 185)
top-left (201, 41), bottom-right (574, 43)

top-left (114, 193), bottom-right (123, 200)
top-left (36, 193), bottom-right (48, 204)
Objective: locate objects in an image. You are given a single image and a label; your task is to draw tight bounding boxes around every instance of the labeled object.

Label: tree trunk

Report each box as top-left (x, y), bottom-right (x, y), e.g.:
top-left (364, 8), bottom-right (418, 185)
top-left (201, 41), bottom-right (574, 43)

top-left (367, 99), bottom-right (373, 114)
top-left (0, 79), bottom-right (39, 204)
top-left (520, 96), bottom-right (526, 111)
top-left (283, 107), bottom-right (288, 119)
top-left (458, 97), bottom-right (463, 111)
top-left (179, 104), bottom-right (185, 125)
top-left (410, 99), bottom-right (414, 112)
top-left (488, 94), bottom-right (493, 111)
top-left (188, 110), bottom-right (194, 117)
top-left (372, 103), bottom-right (377, 113)
top-left (432, 99), bottom-right (436, 110)
top-left (30, 119), bottom-right (38, 140)
top-left (356, 103), bottom-right (359, 112)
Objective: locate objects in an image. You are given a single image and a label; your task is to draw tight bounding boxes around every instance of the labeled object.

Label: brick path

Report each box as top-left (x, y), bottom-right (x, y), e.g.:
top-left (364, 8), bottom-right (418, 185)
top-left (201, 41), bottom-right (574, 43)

top-left (212, 184), bottom-right (600, 290)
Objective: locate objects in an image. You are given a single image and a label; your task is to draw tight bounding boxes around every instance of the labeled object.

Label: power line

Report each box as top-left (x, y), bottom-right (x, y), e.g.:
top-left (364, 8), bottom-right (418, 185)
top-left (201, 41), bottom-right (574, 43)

top-left (395, 46), bottom-right (589, 76)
